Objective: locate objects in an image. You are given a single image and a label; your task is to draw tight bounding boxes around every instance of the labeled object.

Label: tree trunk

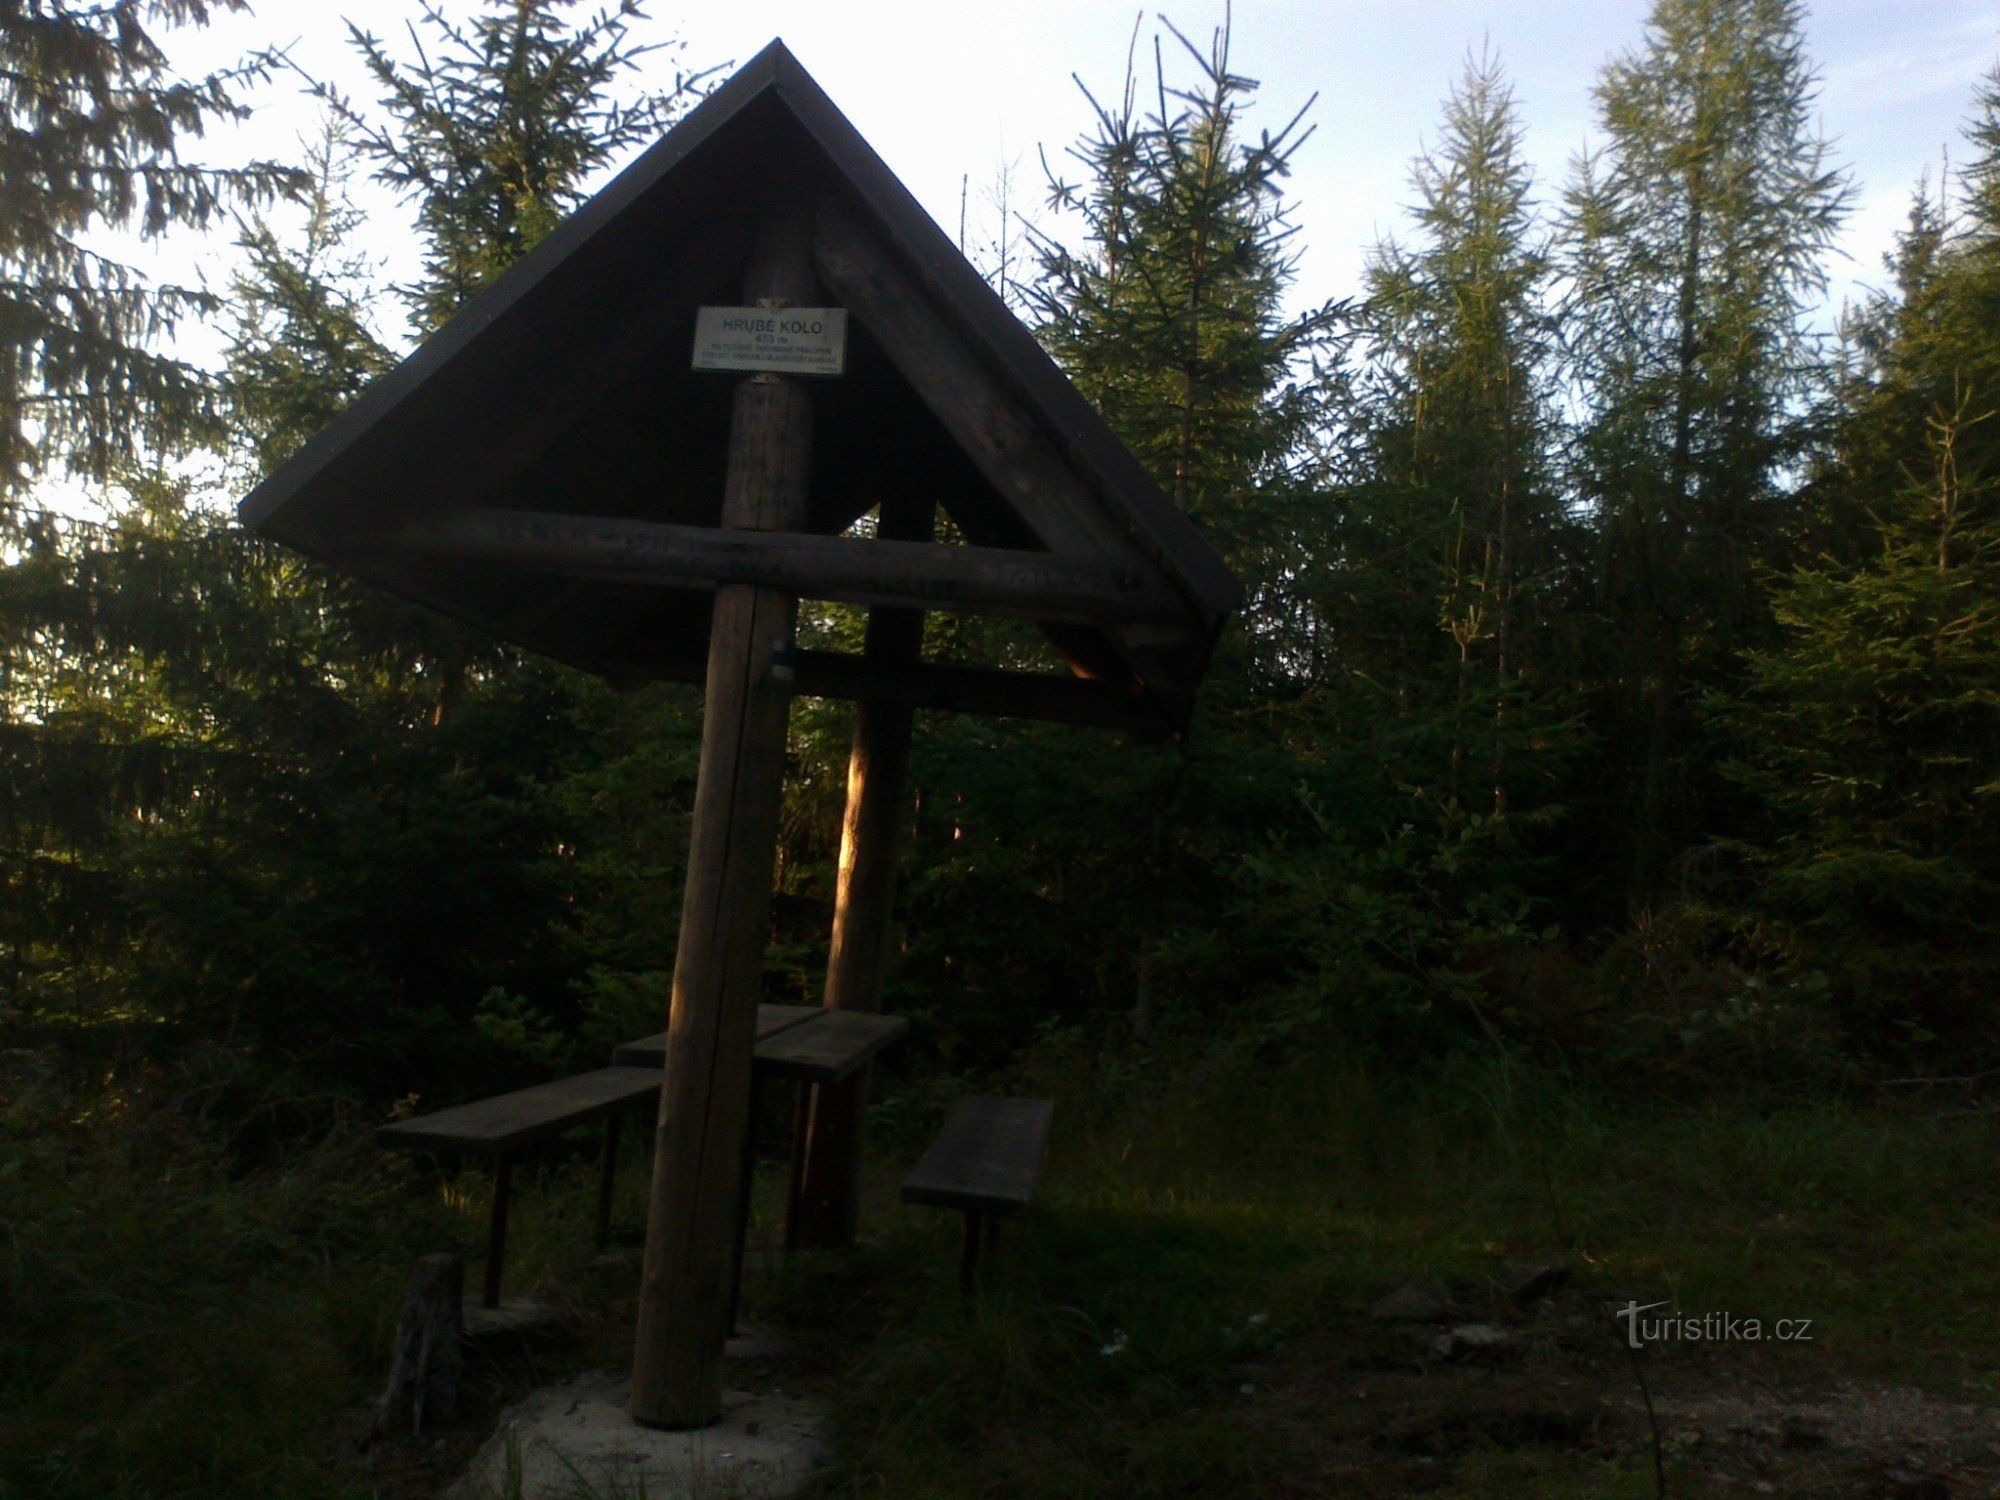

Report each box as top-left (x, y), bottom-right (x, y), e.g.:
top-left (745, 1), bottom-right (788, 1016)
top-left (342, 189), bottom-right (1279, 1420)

top-left (1633, 174), bottom-right (1705, 906)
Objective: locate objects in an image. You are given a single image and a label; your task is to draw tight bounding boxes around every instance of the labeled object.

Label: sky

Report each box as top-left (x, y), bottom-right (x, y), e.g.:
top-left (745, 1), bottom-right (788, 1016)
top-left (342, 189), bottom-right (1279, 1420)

top-left (140, 1), bottom-right (2000, 355)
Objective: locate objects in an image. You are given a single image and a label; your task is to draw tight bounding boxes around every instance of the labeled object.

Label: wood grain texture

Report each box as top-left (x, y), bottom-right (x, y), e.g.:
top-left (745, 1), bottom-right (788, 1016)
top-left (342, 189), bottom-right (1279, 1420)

top-left (612, 1003), bottom-right (820, 1068)
top-left (751, 1009), bottom-right (909, 1084)
top-left (405, 509), bottom-right (1181, 627)
top-left (813, 195), bottom-right (1202, 706)
top-left (791, 498), bottom-right (929, 1247)
top-left (813, 198), bottom-right (1144, 570)
top-left (901, 1097), bottom-right (1054, 1214)
top-left (631, 173), bottom-right (817, 1431)
top-left (375, 1067), bottom-right (664, 1154)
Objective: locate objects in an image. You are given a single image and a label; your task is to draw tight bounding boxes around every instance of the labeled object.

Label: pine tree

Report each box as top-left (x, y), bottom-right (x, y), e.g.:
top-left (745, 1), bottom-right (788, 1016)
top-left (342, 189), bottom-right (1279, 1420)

top-left (0, 0), bottom-right (302, 490)
top-left (1559, 0), bottom-right (1848, 902)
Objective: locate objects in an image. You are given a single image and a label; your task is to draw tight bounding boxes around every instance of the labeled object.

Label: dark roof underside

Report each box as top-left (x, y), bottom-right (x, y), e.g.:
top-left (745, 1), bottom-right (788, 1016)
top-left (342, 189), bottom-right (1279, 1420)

top-left (239, 42), bottom-right (1240, 720)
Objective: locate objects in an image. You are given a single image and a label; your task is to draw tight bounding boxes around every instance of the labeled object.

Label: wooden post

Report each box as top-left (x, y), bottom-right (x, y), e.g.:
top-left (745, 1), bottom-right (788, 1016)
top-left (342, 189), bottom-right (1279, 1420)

top-left (594, 1113), bottom-right (621, 1254)
top-left (723, 1074), bottom-right (764, 1336)
top-left (482, 1156), bottom-right (512, 1310)
top-left (788, 495), bottom-right (931, 1250)
top-left (959, 1210), bottom-right (984, 1298)
top-left (630, 177), bottom-right (818, 1429)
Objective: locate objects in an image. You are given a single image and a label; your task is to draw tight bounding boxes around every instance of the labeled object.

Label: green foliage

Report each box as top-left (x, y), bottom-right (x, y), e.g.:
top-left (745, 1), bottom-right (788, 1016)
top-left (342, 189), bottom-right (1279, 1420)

top-left (1716, 108), bottom-right (2000, 1042)
top-left (1029, 14), bottom-right (1338, 646)
top-left (0, 1098), bottom-right (441, 1498)
top-left (1347, 48), bottom-right (1582, 839)
top-left (307, 0), bottom-right (710, 331)
top-left (10, 8), bottom-right (2000, 1485)
top-left (1, 0), bottom-right (716, 1128)
top-left (0, 0), bottom-right (304, 489)
top-left (223, 125), bottom-right (396, 476)
top-left (0, 485), bottom-right (607, 1120)
top-left (1560, 0), bottom-right (1850, 901)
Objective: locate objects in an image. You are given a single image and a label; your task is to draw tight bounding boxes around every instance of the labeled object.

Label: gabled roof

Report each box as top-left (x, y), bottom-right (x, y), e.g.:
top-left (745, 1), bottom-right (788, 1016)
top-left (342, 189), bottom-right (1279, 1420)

top-left (238, 40), bottom-right (1241, 726)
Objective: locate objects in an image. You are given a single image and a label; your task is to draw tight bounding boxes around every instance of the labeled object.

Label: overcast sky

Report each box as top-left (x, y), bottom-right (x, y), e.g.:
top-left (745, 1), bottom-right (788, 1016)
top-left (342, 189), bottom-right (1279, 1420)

top-left (153, 2), bottom-right (2000, 348)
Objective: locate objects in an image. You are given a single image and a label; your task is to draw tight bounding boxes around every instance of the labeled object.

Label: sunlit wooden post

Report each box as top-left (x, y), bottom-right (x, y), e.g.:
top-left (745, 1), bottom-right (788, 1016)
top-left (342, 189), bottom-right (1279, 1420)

top-left (630, 174), bottom-right (819, 1429)
top-left (789, 493), bottom-right (933, 1249)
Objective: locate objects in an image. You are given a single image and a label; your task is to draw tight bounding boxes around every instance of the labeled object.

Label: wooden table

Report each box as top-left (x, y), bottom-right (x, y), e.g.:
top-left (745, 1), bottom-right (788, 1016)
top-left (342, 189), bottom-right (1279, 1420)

top-left (617, 1003), bottom-right (909, 1324)
top-left (614, 1003), bottom-right (908, 1079)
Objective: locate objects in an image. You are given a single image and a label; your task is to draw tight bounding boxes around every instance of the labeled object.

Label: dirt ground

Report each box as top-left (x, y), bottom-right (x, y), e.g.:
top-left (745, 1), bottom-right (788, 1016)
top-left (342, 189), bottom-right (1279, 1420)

top-left (333, 1277), bottom-right (2000, 1499)
top-left (1240, 1287), bottom-right (2000, 1498)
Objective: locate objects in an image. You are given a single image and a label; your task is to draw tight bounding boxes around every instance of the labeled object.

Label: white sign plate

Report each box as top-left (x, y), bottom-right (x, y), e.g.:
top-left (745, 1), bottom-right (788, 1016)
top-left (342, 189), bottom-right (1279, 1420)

top-left (692, 306), bottom-right (848, 376)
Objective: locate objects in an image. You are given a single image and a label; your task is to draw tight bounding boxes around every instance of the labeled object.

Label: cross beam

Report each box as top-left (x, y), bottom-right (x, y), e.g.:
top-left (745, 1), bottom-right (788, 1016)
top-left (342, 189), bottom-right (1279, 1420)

top-left (402, 507), bottom-right (1185, 627)
top-left (600, 645), bottom-right (1172, 736)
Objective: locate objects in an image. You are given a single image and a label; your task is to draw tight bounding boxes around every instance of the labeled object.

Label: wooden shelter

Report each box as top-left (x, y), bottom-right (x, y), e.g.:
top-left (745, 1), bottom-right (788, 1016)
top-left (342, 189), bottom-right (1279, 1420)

top-left (240, 40), bottom-right (1239, 1429)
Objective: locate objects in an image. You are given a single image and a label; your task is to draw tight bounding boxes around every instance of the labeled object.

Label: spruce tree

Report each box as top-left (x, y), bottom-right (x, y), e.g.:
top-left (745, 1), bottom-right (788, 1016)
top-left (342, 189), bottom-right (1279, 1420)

top-left (0, 0), bottom-right (708, 1108)
top-left (308, 0), bottom-right (708, 331)
top-left (1720, 70), bottom-right (2000, 1045)
top-left (223, 126), bottom-right (395, 478)
top-left (1021, 14), bottom-right (1342, 1037)
top-left (1029, 14), bottom-right (1338, 662)
top-left (0, 0), bottom-right (301, 490)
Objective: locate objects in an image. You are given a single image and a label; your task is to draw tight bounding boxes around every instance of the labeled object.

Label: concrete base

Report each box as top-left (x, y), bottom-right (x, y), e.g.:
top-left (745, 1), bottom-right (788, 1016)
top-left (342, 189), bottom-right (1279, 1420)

top-left (450, 1370), bottom-right (829, 1499)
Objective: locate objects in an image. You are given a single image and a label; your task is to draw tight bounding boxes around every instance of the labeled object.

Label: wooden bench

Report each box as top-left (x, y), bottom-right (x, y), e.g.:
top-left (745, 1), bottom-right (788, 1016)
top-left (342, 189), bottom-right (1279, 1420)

top-left (901, 1097), bottom-right (1054, 1294)
top-left (377, 1066), bottom-right (661, 1309)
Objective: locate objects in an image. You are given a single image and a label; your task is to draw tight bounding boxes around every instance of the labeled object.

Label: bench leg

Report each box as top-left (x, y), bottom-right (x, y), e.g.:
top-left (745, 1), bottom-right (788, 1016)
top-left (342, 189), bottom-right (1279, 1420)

top-left (594, 1113), bottom-right (622, 1254)
top-left (483, 1154), bottom-right (513, 1310)
top-left (783, 1081), bottom-right (812, 1252)
top-left (725, 1074), bottom-right (765, 1336)
top-left (959, 1209), bottom-right (984, 1298)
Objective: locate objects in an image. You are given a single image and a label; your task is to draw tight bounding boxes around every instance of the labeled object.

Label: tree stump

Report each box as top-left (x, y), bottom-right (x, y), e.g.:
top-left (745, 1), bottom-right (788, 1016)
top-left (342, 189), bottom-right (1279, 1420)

top-left (377, 1252), bottom-right (463, 1436)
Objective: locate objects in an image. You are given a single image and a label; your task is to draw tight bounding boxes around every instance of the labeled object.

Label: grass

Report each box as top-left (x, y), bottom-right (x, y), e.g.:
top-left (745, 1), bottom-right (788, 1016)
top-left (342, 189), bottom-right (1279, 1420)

top-left (3, 1036), bottom-right (1996, 1497)
top-left (801, 1038), bottom-right (2000, 1495)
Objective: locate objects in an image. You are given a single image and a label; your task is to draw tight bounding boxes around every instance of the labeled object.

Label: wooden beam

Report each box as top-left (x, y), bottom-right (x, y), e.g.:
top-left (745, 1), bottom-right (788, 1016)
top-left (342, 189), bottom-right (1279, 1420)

top-left (794, 651), bottom-right (1169, 735)
top-left (813, 199), bottom-right (1144, 570)
top-left (601, 644), bottom-right (1172, 735)
top-left (630, 177), bottom-right (816, 1431)
top-left (404, 508), bottom-right (1181, 628)
top-left (812, 194), bottom-right (1208, 705)
top-left (789, 494), bottom-right (931, 1250)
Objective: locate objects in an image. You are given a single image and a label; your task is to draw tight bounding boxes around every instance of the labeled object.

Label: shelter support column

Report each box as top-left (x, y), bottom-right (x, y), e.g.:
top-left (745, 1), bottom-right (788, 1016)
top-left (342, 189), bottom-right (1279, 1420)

top-left (630, 183), bottom-right (817, 1430)
top-left (789, 495), bottom-right (933, 1250)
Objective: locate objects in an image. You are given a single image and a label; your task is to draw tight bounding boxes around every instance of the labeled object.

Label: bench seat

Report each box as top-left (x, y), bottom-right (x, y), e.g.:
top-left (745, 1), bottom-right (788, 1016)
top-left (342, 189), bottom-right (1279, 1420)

top-left (376, 1066), bottom-right (662, 1154)
top-left (902, 1097), bottom-right (1053, 1292)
